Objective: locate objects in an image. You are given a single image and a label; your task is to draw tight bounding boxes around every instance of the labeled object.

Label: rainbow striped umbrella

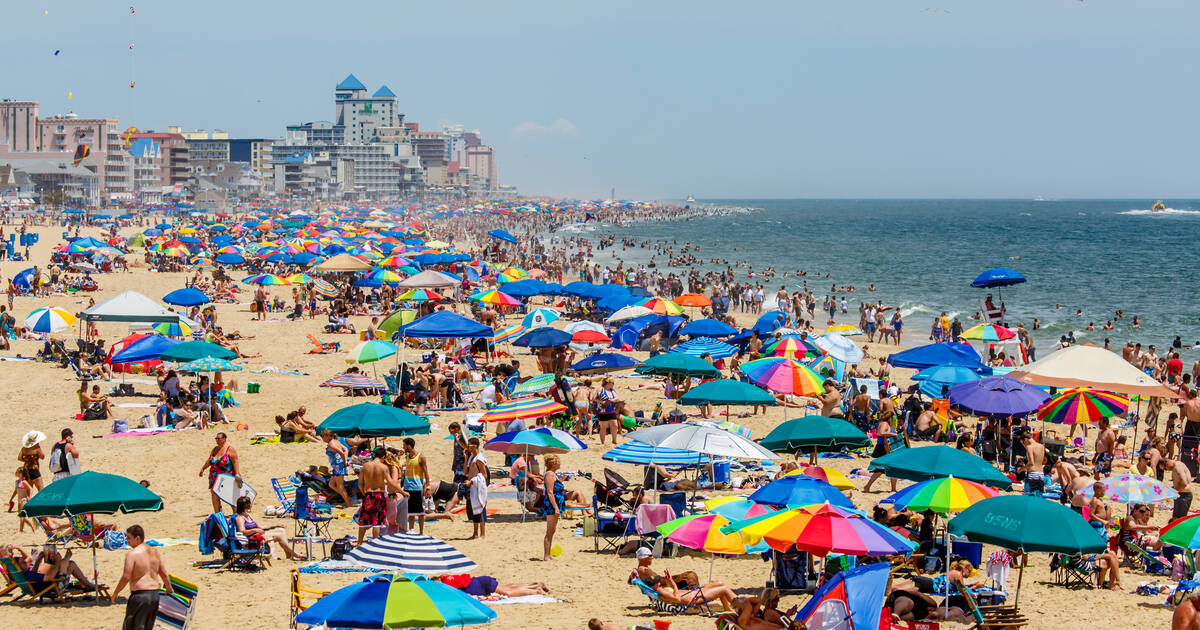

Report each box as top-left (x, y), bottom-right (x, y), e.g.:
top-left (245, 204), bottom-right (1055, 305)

top-left (321, 373), bottom-right (386, 390)
top-left (294, 572), bottom-right (496, 629)
top-left (1160, 514), bottom-right (1200, 549)
top-left (242, 274), bottom-right (291, 285)
top-left (1036, 387), bottom-right (1129, 425)
top-left (346, 340), bottom-right (398, 364)
top-left (479, 396), bottom-right (567, 423)
top-left (658, 513), bottom-right (769, 555)
top-left (882, 476), bottom-right (1000, 514)
top-left (786, 466), bottom-right (856, 491)
top-left (721, 503), bottom-right (916, 556)
top-left (960, 323), bottom-right (1017, 342)
top-left (152, 320), bottom-right (194, 337)
top-left (157, 246), bottom-right (190, 258)
top-left (640, 297), bottom-right (685, 316)
top-left (397, 288), bottom-right (446, 302)
top-left (764, 337), bottom-right (822, 360)
top-left (490, 323), bottom-right (525, 344)
top-left (368, 269), bottom-right (405, 285)
top-left (703, 496), bottom-right (777, 521)
top-left (470, 290), bottom-right (521, 306)
top-left (311, 278), bottom-right (339, 298)
top-left (740, 357), bottom-right (825, 396)
top-left (484, 427), bottom-right (586, 455)
top-left (510, 373), bottom-right (562, 396)
top-left (24, 307), bottom-right (77, 333)
top-left (285, 273), bottom-right (314, 285)
top-left (823, 324), bottom-right (863, 337)
top-left (376, 255), bottom-right (414, 268)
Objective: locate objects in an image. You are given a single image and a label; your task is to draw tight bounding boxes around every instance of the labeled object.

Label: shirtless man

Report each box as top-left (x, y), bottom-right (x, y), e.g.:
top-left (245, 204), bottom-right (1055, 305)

top-left (110, 525), bottom-right (172, 630)
top-left (851, 385), bottom-right (872, 429)
top-left (1087, 481), bottom-right (1115, 529)
top-left (1069, 471), bottom-right (1096, 514)
top-left (814, 381), bottom-right (843, 417)
top-left (1158, 457), bottom-right (1194, 520)
top-left (1020, 433), bottom-right (1046, 495)
top-left (1092, 417), bottom-right (1117, 476)
top-left (1183, 389), bottom-right (1200, 449)
top-left (914, 403), bottom-right (943, 442)
top-left (356, 447), bottom-right (406, 545)
top-left (1172, 586), bottom-right (1200, 630)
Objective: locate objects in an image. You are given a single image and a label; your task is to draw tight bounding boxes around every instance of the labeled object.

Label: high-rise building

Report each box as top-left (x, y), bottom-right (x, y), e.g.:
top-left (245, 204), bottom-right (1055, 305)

top-left (0, 100), bottom-right (40, 152)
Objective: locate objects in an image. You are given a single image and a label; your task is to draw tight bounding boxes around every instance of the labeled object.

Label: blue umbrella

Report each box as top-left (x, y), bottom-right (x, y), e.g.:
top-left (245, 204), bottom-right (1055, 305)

top-left (570, 352), bottom-right (641, 373)
top-left (602, 440), bottom-right (712, 465)
top-left (913, 364), bottom-right (986, 398)
top-left (162, 288), bottom-right (210, 307)
top-left (513, 327), bottom-right (572, 348)
top-left (886, 342), bottom-right (990, 372)
top-left (971, 267), bottom-right (1026, 288)
top-left (214, 253), bottom-right (244, 265)
top-left (747, 475), bottom-right (855, 509)
top-left (487, 229), bottom-right (518, 244)
top-left (948, 375), bottom-right (1050, 417)
top-left (679, 318), bottom-right (738, 337)
top-left (671, 337), bottom-right (738, 359)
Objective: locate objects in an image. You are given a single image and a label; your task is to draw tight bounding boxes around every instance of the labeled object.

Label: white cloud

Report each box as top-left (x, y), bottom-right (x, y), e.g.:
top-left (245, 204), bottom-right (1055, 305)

top-left (513, 118), bottom-right (578, 136)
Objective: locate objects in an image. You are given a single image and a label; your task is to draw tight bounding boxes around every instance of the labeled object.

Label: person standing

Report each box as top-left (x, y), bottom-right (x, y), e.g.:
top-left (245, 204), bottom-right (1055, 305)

top-left (356, 448), bottom-right (403, 545)
top-left (48, 428), bottom-right (79, 482)
top-left (539, 454), bottom-right (566, 560)
top-left (402, 437), bottom-right (430, 534)
top-left (320, 430), bottom-right (353, 506)
top-left (18, 430), bottom-right (46, 492)
top-left (1159, 457), bottom-right (1194, 520)
top-left (594, 378), bottom-right (622, 445)
top-left (464, 438), bottom-right (488, 540)
top-left (198, 432), bottom-right (239, 512)
top-left (110, 524), bottom-right (172, 630)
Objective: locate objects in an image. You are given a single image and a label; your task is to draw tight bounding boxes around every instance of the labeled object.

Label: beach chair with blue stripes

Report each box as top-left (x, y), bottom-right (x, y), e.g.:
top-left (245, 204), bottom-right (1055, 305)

top-left (627, 571), bottom-right (713, 615)
top-left (271, 477), bottom-right (299, 515)
top-left (156, 574), bottom-right (199, 629)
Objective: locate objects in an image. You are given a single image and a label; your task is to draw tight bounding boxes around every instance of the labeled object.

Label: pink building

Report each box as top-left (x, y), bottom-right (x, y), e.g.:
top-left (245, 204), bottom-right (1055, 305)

top-left (463, 145), bottom-right (496, 190)
top-left (35, 116), bottom-right (132, 200)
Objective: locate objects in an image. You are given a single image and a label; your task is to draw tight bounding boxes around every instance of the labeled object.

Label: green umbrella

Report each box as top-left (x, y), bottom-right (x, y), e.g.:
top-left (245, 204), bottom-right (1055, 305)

top-left (759, 415), bottom-right (870, 452)
top-left (677, 378), bottom-right (777, 406)
top-left (868, 445), bottom-right (1012, 489)
top-left (378, 309), bottom-right (417, 336)
top-left (19, 471), bottom-right (163, 517)
top-left (634, 352), bottom-right (722, 378)
top-left (159, 340), bottom-right (237, 362)
top-left (317, 403), bottom-right (431, 437)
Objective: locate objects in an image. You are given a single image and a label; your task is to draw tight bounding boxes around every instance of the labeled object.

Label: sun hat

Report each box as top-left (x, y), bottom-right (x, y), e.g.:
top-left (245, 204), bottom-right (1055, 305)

top-left (22, 430), bottom-right (46, 448)
top-left (635, 547), bottom-right (653, 559)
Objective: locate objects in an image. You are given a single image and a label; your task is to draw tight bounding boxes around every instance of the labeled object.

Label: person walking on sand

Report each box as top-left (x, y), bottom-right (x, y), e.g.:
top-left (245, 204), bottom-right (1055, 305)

top-left (539, 454), bottom-right (566, 560)
top-left (110, 525), bottom-right (172, 630)
top-left (198, 432), bottom-right (239, 513)
top-left (463, 437), bottom-right (488, 540)
top-left (402, 437), bottom-right (430, 534)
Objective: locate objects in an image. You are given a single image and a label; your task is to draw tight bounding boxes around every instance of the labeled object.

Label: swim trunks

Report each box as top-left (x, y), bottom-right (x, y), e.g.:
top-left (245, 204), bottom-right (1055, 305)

top-left (356, 491), bottom-right (387, 527)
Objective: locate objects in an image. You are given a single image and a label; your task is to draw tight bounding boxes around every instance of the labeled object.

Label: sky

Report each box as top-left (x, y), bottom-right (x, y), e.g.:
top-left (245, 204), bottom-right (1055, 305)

top-left (5, 1), bottom-right (1199, 199)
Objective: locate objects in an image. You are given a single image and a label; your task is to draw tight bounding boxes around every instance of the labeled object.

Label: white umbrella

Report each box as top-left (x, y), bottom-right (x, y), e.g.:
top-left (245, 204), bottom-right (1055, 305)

top-left (564, 320), bottom-right (608, 352)
top-left (605, 305), bottom-right (653, 324)
top-left (814, 333), bottom-right (865, 364)
top-left (522, 308), bottom-right (561, 329)
top-left (625, 422), bottom-right (779, 460)
top-left (345, 532), bottom-right (477, 575)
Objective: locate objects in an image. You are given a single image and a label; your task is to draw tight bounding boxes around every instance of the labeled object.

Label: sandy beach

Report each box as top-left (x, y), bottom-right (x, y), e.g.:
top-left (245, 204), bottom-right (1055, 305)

top-left (0, 219), bottom-right (1179, 630)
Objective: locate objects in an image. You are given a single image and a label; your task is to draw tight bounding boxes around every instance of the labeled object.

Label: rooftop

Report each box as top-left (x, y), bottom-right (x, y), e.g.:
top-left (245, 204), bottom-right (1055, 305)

top-left (336, 74), bottom-right (367, 91)
top-left (373, 85), bottom-right (396, 98)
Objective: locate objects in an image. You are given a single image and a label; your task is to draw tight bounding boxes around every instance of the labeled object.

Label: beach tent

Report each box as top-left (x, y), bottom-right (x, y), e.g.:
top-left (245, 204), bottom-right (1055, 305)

top-left (609, 314), bottom-right (684, 350)
top-left (398, 311), bottom-right (492, 338)
top-left (885, 341), bottom-right (989, 371)
top-left (313, 253), bottom-right (372, 272)
top-left (397, 270), bottom-right (458, 289)
top-left (1008, 345), bottom-right (1174, 398)
top-left (81, 291), bottom-right (181, 323)
top-left (794, 562), bottom-right (889, 630)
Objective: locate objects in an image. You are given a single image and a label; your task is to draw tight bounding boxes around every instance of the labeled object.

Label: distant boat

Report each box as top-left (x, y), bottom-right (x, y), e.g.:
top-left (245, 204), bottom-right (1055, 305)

top-left (1153, 200), bottom-right (1166, 212)
top-left (685, 195), bottom-right (695, 203)
top-left (1033, 195), bottom-right (1046, 201)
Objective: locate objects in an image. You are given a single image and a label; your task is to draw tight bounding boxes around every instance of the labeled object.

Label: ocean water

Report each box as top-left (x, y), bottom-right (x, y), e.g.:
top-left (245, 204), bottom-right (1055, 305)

top-left (581, 199), bottom-right (1200, 359)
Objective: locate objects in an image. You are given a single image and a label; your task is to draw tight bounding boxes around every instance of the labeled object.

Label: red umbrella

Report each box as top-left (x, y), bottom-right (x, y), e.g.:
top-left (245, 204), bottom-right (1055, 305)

top-left (571, 329), bottom-right (611, 344)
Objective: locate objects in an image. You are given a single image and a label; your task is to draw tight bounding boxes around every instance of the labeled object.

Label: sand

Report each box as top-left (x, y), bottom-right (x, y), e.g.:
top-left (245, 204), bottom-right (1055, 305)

top-left (0, 221), bottom-right (1175, 629)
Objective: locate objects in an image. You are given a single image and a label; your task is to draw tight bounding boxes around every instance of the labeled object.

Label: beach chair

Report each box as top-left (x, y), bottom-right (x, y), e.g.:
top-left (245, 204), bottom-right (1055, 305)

top-left (0, 556), bottom-right (71, 605)
top-left (293, 485), bottom-right (333, 559)
top-left (306, 334), bottom-right (339, 354)
top-left (1049, 553), bottom-right (1095, 589)
top-left (955, 579), bottom-right (1028, 630)
top-left (593, 495), bottom-right (636, 553)
top-left (289, 569), bottom-right (332, 629)
top-left (628, 571), bottom-right (713, 615)
top-left (156, 574), bottom-right (199, 630)
top-left (62, 513), bottom-right (116, 550)
top-left (271, 477), bottom-right (299, 515)
top-left (597, 468), bottom-right (644, 511)
top-left (1123, 539), bottom-right (1172, 576)
top-left (204, 513), bottom-right (269, 570)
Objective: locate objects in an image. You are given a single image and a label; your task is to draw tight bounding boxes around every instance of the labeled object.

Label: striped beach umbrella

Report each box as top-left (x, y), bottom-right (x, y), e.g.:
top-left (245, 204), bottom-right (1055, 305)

top-left (785, 466), bottom-right (856, 491)
top-left (176, 357), bottom-right (242, 373)
top-left (671, 336), bottom-right (738, 359)
top-left (295, 573), bottom-right (496, 629)
top-left (484, 427), bottom-right (587, 455)
top-left (658, 513), bottom-right (769, 555)
top-left (522, 308), bottom-right (561, 329)
top-left (242, 274), bottom-right (290, 285)
top-left (740, 357), bottom-right (825, 396)
top-left (721, 503), bottom-right (917, 556)
top-left (960, 323), bottom-right (1017, 342)
top-left (24, 307), bottom-right (77, 333)
top-left (882, 476), bottom-right (1000, 514)
top-left (152, 320), bottom-right (194, 337)
top-left (823, 324), bottom-right (863, 337)
top-left (344, 532), bottom-right (477, 574)
top-left (376, 255), bottom-right (414, 268)
top-left (640, 297), bottom-right (685, 316)
top-left (479, 396), bottom-right (567, 423)
top-left (490, 323), bottom-right (525, 344)
top-left (470, 290), bottom-right (521, 306)
top-left (369, 269), bottom-right (405, 285)
top-left (601, 440), bottom-right (712, 465)
top-left (1036, 387), bottom-right (1129, 425)
top-left (346, 340), bottom-right (398, 364)
top-left (311, 278), bottom-right (339, 298)
top-left (1160, 514), bottom-right (1200, 549)
top-left (510, 373), bottom-right (562, 396)
top-left (321, 373), bottom-right (386, 390)
top-left (285, 273), bottom-right (314, 285)
top-left (397, 288), bottom-right (446, 302)
top-left (764, 337), bottom-right (822, 360)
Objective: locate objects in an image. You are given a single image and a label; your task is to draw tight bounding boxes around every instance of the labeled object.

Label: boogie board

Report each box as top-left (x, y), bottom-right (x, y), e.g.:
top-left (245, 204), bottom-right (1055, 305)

top-left (211, 473), bottom-right (256, 507)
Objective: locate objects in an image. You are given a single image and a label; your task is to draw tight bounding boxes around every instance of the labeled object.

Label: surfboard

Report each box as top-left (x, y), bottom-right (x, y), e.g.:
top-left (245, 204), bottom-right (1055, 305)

top-left (211, 473), bottom-right (256, 507)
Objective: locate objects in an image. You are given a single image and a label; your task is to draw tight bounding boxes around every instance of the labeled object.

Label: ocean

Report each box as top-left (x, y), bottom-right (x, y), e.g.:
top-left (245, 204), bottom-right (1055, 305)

top-left (573, 199), bottom-right (1200, 360)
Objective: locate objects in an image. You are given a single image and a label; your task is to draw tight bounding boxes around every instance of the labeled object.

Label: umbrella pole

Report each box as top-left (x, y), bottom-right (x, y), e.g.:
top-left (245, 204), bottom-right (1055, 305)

top-left (1015, 554), bottom-right (1025, 607)
top-left (944, 523), bottom-right (951, 616)
top-left (521, 444), bottom-right (529, 523)
top-left (1131, 398), bottom-right (1142, 462)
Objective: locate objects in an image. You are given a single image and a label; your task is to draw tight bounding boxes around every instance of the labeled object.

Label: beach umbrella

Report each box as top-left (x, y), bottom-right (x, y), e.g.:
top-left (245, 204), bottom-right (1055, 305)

top-left (605, 305), bottom-right (654, 324)
top-left (479, 397), bottom-right (567, 423)
top-left (912, 365), bottom-right (985, 398)
top-left (813, 333), bottom-right (865, 364)
top-left (1008, 345), bottom-right (1173, 398)
top-left (295, 572), bottom-right (496, 628)
top-left (1082, 473), bottom-right (1178, 504)
top-left (24, 307), bottom-right (77, 333)
top-left (1159, 514), bottom-right (1200, 549)
top-left (704, 496), bottom-right (777, 521)
top-left (720, 503), bottom-right (916, 557)
top-left (285, 273), bottom-right (315, 285)
top-left (317, 403), bottom-right (429, 437)
top-left (960, 323), bottom-right (1016, 342)
top-left (787, 466), bottom-right (856, 491)
top-left (489, 323), bottom-right (525, 345)
top-left (625, 422), bottom-right (778, 460)
top-left (214, 253), bottom-right (245, 265)
top-left (569, 352), bottom-right (640, 374)
top-left (484, 427), bottom-right (586, 455)
top-left (1036, 387), bottom-right (1129, 425)
top-left (487, 229), bottom-right (518, 244)
top-left (674, 293), bottom-right (712, 308)
top-left (509, 373), bottom-right (561, 396)
top-left (882, 476), bottom-right (1000, 514)
top-left (513, 327), bottom-right (572, 348)
top-left (948, 375), bottom-right (1050, 417)
top-left (176, 357), bottom-right (241, 373)
top-left (679, 318), bottom-right (737, 337)
top-left (671, 336), bottom-right (738, 359)
top-left (765, 337), bottom-right (822, 360)
top-left (397, 288), bottom-right (445, 301)
top-left (470, 290), bottom-right (520, 307)
top-left (868, 445), bottom-right (1012, 489)
top-left (570, 329), bottom-right (611, 345)
top-left (521, 308), bottom-right (561, 329)
top-left (635, 352), bottom-right (721, 378)
top-left (378, 310), bottom-right (418, 336)
top-left (601, 440), bottom-right (713, 465)
top-left (151, 320), bottom-right (193, 337)
top-left (346, 340), bottom-right (399, 364)
top-left (677, 379), bottom-right (776, 407)
top-left (19, 471), bottom-right (163, 517)
top-left (162, 288), bottom-right (210, 306)
top-left (658, 513), bottom-right (769, 575)
top-left (971, 267), bottom-right (1026, 289)
top-left (823, 324), bottom-right (863, 337)
top-left (321, 372), bottom-right (387, 390)
top-left (376, 255), bottom-right (414, 268)
top-left (159, 340), bottom-right (236, 362)
top-left (311, 278), bottom-right (339, 298)
top-left (748, 475), bottom-right (854, 509)
top-left (242, 273), bottom-right (290, 285)
top-left (344, 533), bottom-right (478, 574)
top-left (740, 357), bottom-right (826, 397)
top-left (638, 297), bottom-right (684, 316)
top-left (759, 416), bottom-right (870, 453)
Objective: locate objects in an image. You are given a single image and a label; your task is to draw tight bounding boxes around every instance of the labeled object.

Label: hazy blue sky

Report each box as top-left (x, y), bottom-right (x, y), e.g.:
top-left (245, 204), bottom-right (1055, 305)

top-left (5, 1), bottom-right (1198, 199)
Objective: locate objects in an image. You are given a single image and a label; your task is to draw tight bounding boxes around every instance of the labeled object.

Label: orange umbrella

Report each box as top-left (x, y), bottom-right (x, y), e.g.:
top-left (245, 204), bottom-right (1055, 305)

top-left (675, 293), bottom-right (712, 307)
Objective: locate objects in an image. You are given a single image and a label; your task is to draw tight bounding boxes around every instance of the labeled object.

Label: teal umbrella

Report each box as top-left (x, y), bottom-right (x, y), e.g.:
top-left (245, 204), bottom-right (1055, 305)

top-left (635, 352), bottom-right (722, 378)
top-left (317, 403), bottom-right (431, 437)
top-left (868, 445), bottom-right (1012, 490)
top-left (759, 415), bottom-right (871, 453)
top-left (176, 357), bottom-right (242, 372)
top-left (677, 379), bottom-right (776, 406)
top-left (20, 471), bottom-right (163, 517)
top-left (159, 340), bottom-right (236, 362)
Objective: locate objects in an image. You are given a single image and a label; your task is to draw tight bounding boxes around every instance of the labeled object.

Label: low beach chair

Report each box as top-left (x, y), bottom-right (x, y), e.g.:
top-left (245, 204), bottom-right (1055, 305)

top-left (293, 486), bottom-right (333, 559)
top-left (155, 574), bottom-right (199, 630)
top-left (0, 556), bottom-right (71, 605)
top-left (65, 513), bottom-right (116, 548)
top-left (271, 477), bottom-right (299, 515)
top-left (1123, 539), bottom-right (1171, 576)
top-left (307, 334), bottom-right (339, 354)
top-left (955, 579), bottom-right (1027, 630)
top-left (628, 571), bottom-right (713, 615)
top-left (593, 495), bottom-right (636, 553)
top-left (290, 569), bottom-right (332, 629)
top-left (1049, 553), bottom-right (1096, 589)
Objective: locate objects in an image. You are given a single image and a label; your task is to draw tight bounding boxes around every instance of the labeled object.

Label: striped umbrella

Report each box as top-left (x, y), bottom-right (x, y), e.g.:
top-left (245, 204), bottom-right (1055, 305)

top-left (376, 255), bottom-right (414, 268)
top-left (285, 273), bottom-right (314, 285)
top-left (601, 440), bottom-right (712, 465)
top-left (823, 324), bottom-right (863, 337)
top-left (960, 323), bottom-right (1017, 342)
top-left (740, 357), bottom-right (825, 396)
top-left (704, 496), bottom-right (777, 521)
top-left (640, 297), bottom-right (685, 316)
top-left (721, 503), bottom-right (917, 556)
top-left (152, 320), bottom-right (194, 337)
top-left (484, 427), bottom-right (587, 455)
top-left (671, 336), bottom-right (738, 359)
top-left (471, 290), bottom-right (521, 306)
top-left (369, 269), bottom-right (405, 285)
top-left (1160, 514), bottom-right (1200, 549)
top-left (785, 466), bottom-right (856, 491)
top-left (176, 357), bottom-right (242, 373)
top-left (479, 397), bottom-right (567, 423)
top-left (765, 337), bottom-right (822, 360)
top-left (345, 533), bottom-right (477, 574)
top-left (658, 513), bottom-right (769, 555)
top-left (24, 307), bottom-right (77, 333)
top-left (882, 476), bottom-right (1000, 514)
top-left (346, 340), bottom-right (399, 364)
top-left (321, 373), bottom-right (386, 390)
top-left (295, 573), bottom-right (496, 629)
top-left (311, 278), bottom-right (339, 298)
top-left (242, 274), bottom-right (290, 285)
top-left (490, 323), bottom-right (525, 344)
top-left (1036, 387), bottom-right (1129, 425)
top-left (510, 373), bottom-right (562, 396)
top-left (397, 288), bottom-right (446, 302)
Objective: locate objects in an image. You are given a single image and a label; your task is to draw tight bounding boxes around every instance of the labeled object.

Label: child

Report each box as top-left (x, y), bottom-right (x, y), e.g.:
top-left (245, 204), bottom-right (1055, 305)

top-left (8, 467), bottom-right (36, 532)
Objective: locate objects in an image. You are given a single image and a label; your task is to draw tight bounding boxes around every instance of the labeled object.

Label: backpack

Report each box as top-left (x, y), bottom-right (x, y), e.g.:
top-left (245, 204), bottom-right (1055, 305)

top-left (330, 536), bottom-right (355, 560)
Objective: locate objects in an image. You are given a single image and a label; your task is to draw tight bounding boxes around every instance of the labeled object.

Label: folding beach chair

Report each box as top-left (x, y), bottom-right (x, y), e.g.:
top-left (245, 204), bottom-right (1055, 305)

top-left (1049, 553), bottom-right (1095, 589)
top-left (202, 513), bottom-right (268, 570)
top-left (156, 574), bottom-right (199, 630)
top-left (592, 495), bottom-right (636, 553)
top-left (289, 569), bottom-right (332, 629)
top-left (293, 486), bottom-right (333, 559)
top-left (0, 556), bottom-right (72, 605)
top-left (271, 477), bottom-right (299, 515)
top-left (66, 513), bottom-right (116, 548)
top-left (1124, 539), bottom-right (1172, 576)
top-left (596, 468), bottom-right (644, 511)
top-left (306, 334), bottom-right (339, 354)
top-left (627, 571), bottom-right (713, 615)
top-left (955, 578), bottom-right (1028, 630)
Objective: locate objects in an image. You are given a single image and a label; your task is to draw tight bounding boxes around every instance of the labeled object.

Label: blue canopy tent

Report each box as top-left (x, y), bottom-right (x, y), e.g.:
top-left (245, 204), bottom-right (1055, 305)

top-left (397, 311), bottom-right (492, 339)
top-left (110, 335), bottom-right (183, 364)
top-left (162, 288), bottom-right (210, 307)
top-left (610, 314), bottom-right (685, 350)
top-left (886, 342), bottom-right (988, 371)
top-left (487, 229), bottom-right (518, 244)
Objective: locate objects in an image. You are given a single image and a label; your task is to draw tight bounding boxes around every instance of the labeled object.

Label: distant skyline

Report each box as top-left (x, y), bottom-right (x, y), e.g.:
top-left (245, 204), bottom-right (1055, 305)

top-left (4, 1), bottom-right (1199, 199)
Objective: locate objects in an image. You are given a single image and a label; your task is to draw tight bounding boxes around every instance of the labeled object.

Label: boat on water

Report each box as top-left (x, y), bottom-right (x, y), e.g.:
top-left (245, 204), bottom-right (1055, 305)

top-left (1152, 200), bottom-right (1166, 212)
top-left (685, 195), bottom-right (695, 203)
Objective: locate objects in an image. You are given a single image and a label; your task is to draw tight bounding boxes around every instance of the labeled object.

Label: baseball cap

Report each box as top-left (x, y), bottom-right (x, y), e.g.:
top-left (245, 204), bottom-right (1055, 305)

top-left (635, 547), bottom-right (653, 559)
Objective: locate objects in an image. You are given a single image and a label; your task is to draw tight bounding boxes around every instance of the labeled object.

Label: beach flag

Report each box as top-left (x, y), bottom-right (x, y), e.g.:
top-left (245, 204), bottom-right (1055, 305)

top-left (156, 574), bottom-right (199, 629)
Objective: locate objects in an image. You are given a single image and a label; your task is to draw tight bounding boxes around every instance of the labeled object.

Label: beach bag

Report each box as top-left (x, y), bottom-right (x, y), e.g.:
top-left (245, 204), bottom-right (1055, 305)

top-left (111, 418), bottom-right (128, 433)
top-left (84, 403), bottom-right (107, 420)
top-left (330, 536), bottom-right (355, 560)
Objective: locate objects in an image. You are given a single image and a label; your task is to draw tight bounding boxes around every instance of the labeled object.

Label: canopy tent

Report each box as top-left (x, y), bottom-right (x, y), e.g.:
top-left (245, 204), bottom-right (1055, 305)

top-left (1008, 345), bottom-right (1174, 398)
top-left (398, 311), bottom-right (492, 338)
top-left (885, 341), bottom-right (989, 371)
top-left (678, 318), bottom-right (738, 337)
top-left (81, 291), bottom-right (181, 323)
top-left (313, 253), bottom-right (372, 272)
top-left (398, 270), bottom-right (459, 289)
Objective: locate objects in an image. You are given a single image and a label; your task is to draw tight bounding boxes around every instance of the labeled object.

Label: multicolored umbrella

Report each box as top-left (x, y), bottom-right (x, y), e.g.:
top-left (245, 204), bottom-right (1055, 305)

top-left (671, 336), bottom-right (738, 359)
top-left (960, 323), bottom-right (1017, 342)
top-left (1036, 387), bottom-right (1129, 425)
top-left (24, 307), bottom-right (77, 333)
top-left (346, 340), bottom-right (399, 364)
top-left (294, 573), bottom-right (496, 628)
top-left (640, 297), bottom-right (685, 316)
top-left (490, 323), bottom-right (525, 344)
top-left (369, 269), bottom-right (406, 285)
top-left (321, 373), bottom-right (386, 390)
top-left (721, 503), bottom-right (917, 556)
top-left (242, 274), bottom-right (290, 285)
top-left (824, 324), bottom-right (863, 336)
top-left (1160, 514), bottom-right (1200, 549)
top-left (703, 496), bottom-right (777, 521)
top-left (521, 308), bottom-right (560, 328)
top-left (479, 396), bottom-right (567, 423)
top-left (176, 357), bottom-right (242, 372)
top-left (786, 466), bottom-right (856, 491)
top-left (152, 320), bottom-right (194, 337)
top-left (740, 357), bottom-right (826, 396)
top-left (484, 427), bottom-right (587, 455)
top-left (376, 255), bottom-right (414, 268)
top-left (397, 288), bottom-right (446, 302)
top-left (311, 278), bottom-right (339, 298)
top-left (1082, 473), bottom-right (1178, 504)
top-left (765, 337), bottom-right (823, 360)
top-left (286, 273), bottom-right (315, 285)
top-left (470, 290), bottom-right (521, 306)
top-left (601, 440), bottom-right (712, 465)
top-left (657, 513), bottom-right (768, 555)
top-left (881, 476), bottom-right (1000, 514)
top-left (510, 373), bottom-right (563, 396)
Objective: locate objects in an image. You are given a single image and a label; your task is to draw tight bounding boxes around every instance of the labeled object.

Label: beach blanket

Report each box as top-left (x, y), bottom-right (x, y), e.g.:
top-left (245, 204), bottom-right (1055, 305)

top-left (0, 355), bottom-right (35, 361)
top-left (476, 594), bottom-right (560, 605)
top-left (148, 537), bottom-right (197, 547)
top-left (103, 427), bottom-right (176, 438)
top-left (298, 560), bottom-right (376, 574)
top-left (115, 402), bottom-right (156, 408)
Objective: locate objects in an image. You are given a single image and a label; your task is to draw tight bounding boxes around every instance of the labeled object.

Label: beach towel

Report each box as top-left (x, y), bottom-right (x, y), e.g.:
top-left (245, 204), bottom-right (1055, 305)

top-left (476, 594), bottom-right (560, 605)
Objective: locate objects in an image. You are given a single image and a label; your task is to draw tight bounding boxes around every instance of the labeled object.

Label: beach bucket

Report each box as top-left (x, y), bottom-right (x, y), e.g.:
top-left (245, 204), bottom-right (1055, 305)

top-left (622, 416), bottom-right (636, 430)
top-left (582, 516), bottom-right (596, 537)
top-left (652, 620), bottom-right (671, 630)
top-left (247, 382), bottom-right (260, 393)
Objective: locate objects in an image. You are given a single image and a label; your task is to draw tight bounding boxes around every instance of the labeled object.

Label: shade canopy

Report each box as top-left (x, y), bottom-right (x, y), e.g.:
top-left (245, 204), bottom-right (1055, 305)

top-left (317, 403), bottom-right (430, 437)
top-left (759, 416), bottom-right (871, 452)
top-left (677, 379), bottom-right (777, 407)
top-left (398, 311), bottom-right (492, 339)
top-left (869, 445), bottom-right (1012, 489)
top-left (948, 375), bottom-right (1050, 417)
top-left (313, 252), bottom-right (372, 272)
top-left (1008, 345), bottom-right (1175, 398)
top-left (20, 471), bottom-right (163, 517)
top-left (948, 495), bottom-right (1106, 553)
top-left (81, 291), bottom-right (181, 323)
